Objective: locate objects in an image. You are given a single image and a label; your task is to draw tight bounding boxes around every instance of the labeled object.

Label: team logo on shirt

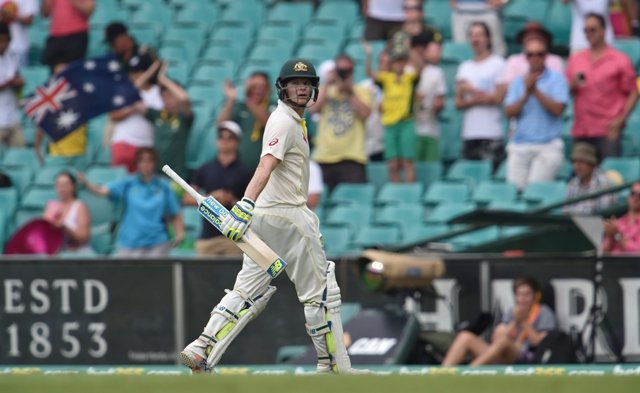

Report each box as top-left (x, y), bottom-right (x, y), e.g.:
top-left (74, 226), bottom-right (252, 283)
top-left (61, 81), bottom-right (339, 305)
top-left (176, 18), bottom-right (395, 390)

top-left (268, 138), bottom-right (279, 146)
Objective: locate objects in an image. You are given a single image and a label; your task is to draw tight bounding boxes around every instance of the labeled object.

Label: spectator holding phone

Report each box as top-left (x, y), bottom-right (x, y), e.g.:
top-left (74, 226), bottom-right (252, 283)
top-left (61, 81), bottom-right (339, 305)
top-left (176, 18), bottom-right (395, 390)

top-left (603, 181), bottom-right (640, 254)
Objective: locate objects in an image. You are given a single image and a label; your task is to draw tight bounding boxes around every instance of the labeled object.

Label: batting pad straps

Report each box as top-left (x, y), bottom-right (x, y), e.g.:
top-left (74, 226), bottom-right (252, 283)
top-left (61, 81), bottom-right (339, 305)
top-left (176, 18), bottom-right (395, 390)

top-left (306, 321), bottom-right (332, 337)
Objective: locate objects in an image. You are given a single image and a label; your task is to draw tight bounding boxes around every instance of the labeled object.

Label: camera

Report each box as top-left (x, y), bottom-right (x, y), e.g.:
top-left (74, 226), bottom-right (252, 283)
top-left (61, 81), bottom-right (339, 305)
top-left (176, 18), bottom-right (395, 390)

top-left (336, 68), bottom-right (352, 80)
top-left (577, 72), bottom-right (585, 82)
top-left (354, 250), bottom-right (445, 293)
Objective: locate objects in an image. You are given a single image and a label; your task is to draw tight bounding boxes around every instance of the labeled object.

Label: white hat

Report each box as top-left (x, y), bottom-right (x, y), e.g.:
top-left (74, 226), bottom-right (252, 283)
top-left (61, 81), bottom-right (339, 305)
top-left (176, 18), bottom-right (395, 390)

top-left (218, 120), bottom-right (242, 139)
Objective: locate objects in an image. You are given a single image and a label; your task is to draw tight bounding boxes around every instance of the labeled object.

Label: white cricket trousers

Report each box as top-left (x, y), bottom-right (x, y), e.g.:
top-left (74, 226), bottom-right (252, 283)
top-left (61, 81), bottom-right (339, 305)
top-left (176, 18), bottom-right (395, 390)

top-left (232, 205), bottom-right (328, 304)
top-left (506, 138), bottom-right (564, 191)
top-left (451, 6), bottom-right (506, 57)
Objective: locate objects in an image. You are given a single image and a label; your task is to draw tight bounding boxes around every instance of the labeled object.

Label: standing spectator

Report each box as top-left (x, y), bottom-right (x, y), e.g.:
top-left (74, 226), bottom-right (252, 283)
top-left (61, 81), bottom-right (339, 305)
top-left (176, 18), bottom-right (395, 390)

top-left (366, 44), bottom-right (419, 182)
top-left (145, 62), bottom-right (192, 180)
top-left (562, 0), bottom-right (613, 53)
top-left (0, 22), bottom-right (24, 148)
top-left (564, 142), bottom-right (617, 215)
top-left (620, 0), bottom-right (639, 36)
top-left (310, 54), bottom-right (372, 192)
top-left (79, 147), bottom-right (184, 257)
top-left (603, 181), bottom-right (640, 254)
top-left (566, 13), bottom-right (638, 159)
top-left (218, 72), bottom-right (274, 171)
top-left (415, 39), bottom-right (447, 162)
top-left (34, 60), bottom-right (88, 168)
top-left (1, 0), bottom-right (37, 66)
top-left (183, 121), bottom-right (251, 257)
top-left (362, 0), bottom-right (405, 42)
top-left (359, 49), bottom-right (388, 162)
top-left (455, 22), bottom-right (506, 171)
top-left (43, 171), bottom-right (92, 253)
top-left (391, 0), bottom-right (442, 65)
top-left (442, 277), bottom-right (556, 366)
top-left (104, 21), bottom-right (157, 67)
top-left (450, 0), bottom-right (506, 56)
top-left (41, 0), bottom-right (94, 71)
top-left (504, 37), bottom-right (568, 191)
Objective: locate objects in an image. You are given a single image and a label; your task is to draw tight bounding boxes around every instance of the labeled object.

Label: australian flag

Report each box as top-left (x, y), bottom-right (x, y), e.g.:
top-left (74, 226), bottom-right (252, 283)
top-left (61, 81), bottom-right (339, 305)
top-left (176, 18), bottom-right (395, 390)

top-left (23, 55), bottom-right (140, 142)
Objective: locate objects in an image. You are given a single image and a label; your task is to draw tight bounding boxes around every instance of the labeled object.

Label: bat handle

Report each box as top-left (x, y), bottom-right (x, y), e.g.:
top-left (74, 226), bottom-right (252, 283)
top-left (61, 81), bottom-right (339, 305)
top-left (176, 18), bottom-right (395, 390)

top-left (162, 164), bottom-right (204, 204)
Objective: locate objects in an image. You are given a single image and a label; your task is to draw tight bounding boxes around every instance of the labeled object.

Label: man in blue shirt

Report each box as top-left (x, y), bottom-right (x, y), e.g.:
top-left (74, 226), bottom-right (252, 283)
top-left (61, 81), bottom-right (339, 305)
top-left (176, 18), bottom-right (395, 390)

top-left (504, 37), bottom-right (569, 191)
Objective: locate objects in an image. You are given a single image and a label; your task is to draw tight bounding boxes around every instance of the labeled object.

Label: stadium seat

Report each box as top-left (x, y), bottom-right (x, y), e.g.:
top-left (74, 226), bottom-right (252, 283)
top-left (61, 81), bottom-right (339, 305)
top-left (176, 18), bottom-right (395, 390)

top-left (183, 207), bottom-right (203, 243)
top-left (33, 166), bottom-right (73, 188)
top-left (200, 43), bottom-right (245, 66)
top-left (401, 223), bottom-right (450, 244)
top-left (175, 2), bottom-right (220, 26)
top-left (376, 183), bottom-right (424, 205)
top-left (328, 183), bottom-right (376, 206)
top-left (320, 226), bottom-right (352, 258)
top-left (131, 3), bottom-right (172, 25)
top-left (365, 162), bottom-right (389, 191)
top-left (521, 181), bottom-right (566, 207)
top-left (353, 225), bottom-right (401, 248)
top-left (613, 38), bottom-right (640, 69)
top-left (349, 19), bottom-right (365, 41)
top-left (423, 181), bottom-right (471, 205)
top-left (0, 187), bottom-right (18, 219)
top-left (446, 159), bottom-right (492, 185)
top-left (85, 166), bottom-right (128, 185)
top-left (267, 2), bottom-right (314, 28)
top-left (13, 209), bottom-right (44, 230)
top-left (502, 0), bottom-right (548, 43)
top-left (247, 45), bottom-right (287, 65)
top-left (601, 157), bottom-right (640, 183)
top-left (425, 202), bottom-right (476, 224)
top-left (190, 61), bottom-right (235, 86)
top-left (221, 1), bottom-right (264, 26)
top-left (1, 147), bottom-right (40, 171)
top-left (79, 190), bottom-right (117, 228)
top-left (297, 42), bottom-right (340, 65)
top-left (424, 0), bottom-right (452, 39)
top-left (439, 121), bottom-right (462, 162)
top-left (415, 162), bottom-right (443, 190)
top-left (20, 66), bottom-right (49, 96)
top-left (556, 160), bottom-right (573, 181)
top-left (129, 23), bottom-right (161, 47)
top-left (487, 200), bottom-right (529, 212)
top-left (91, 224), bottom-right (114, 255)
top-left (166, 61), bottom-right (190, 85)
top-left (375, 204), bottom-right (425, 235)
top-left (315, 1), bottom-right (359, 25)
top-left (449, 226), bottom-right (500, 250)
top-left (545, 0), bottom-right (571, 48)
top-left (472, 181), bottom-right (518, 206)
top-left (0, 166), bottom-right (33, 196)
top-left (441, 42), bottom-right (473, 64)
top-left (325, 205), bottom-right (373, 232)
top-left (210, 25), bottom-right (254, 48)
top-left (20, 188), bottom-right (57, 210)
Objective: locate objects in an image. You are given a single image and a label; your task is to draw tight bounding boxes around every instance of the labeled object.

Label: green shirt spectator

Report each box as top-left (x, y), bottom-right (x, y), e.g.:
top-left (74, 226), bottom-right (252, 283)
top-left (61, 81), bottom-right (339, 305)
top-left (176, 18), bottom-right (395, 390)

top-left (147, 109), bottom-right (192, 179)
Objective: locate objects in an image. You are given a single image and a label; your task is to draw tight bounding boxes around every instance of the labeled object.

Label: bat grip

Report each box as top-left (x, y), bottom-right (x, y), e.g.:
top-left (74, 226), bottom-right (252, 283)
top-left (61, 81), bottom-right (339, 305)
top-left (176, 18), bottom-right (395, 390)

top-left (162, 165), bottom-right (203, 203)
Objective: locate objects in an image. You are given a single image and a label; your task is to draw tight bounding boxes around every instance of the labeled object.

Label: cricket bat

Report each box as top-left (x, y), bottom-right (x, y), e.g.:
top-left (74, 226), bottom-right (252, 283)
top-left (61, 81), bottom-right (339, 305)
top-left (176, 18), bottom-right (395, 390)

top-left (162, 165), bottom-right (287, 278)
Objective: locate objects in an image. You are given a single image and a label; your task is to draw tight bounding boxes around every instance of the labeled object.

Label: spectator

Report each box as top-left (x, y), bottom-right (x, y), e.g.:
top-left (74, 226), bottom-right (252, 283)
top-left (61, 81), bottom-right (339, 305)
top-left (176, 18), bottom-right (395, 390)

top-left (415, 37), bottom-right (446, 162)
top-left (34, 61), bottom-right (88, 168)
top-left (499, 23), bottom-right (565, 91)
top-left (620, 0), bottom-right (639, 36)
top-left (41, 0), bottom-right (94, 71)
top-left (504, 37), bottom-right (568, 191)
top-left (564, 142), bottom-right (617, 215)
top-left (0, 22), bottom-right (24, 147)
top-left (362, 0), bottom-right (405, 42)
top-left (145, 62), bottom-right (192, 180)
top-left (455, 22), bottom-right (506, 171)
top-left (563, 0), bottom-right (613, 53)
top-left (79, 147), bottom-right (184, 257)
top-left (450, 0), bottom-right (506, 56)
top-left (308, 160), bottom-right (323, 211)
top-left (109, 53), bottom-right (162, 173)
top-left (442, 277), bottom-right (556, 366)
top-left (1, 0), bottom-right (37, 66)
top-left (602, 181), bottom-right (640, 254)
top-left (566, 13), bottom-right (638, 159)
top-left (105, 21), bottom-right (157, 68)
top-left (43, 171), bottom-right (92, 253)
top-left (183, 121), bottom-right (251, 257)
top-left (359, 49), bottom-right (388, 162)
top-left (390, 0), bottom-right (442, 65)
top-left (310, 54), bottom-right (372, 192)
top-left (217, 72), bottom-right (274, 171)
top-left (366, 43), bottom-right (419, 182)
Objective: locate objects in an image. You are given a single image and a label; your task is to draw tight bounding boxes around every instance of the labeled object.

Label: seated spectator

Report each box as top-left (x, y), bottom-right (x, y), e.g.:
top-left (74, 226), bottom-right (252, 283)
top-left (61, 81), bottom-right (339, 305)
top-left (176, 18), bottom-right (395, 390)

top-left (504, 37), bottom-right (567, 191)
top-left (43, 171), bottom-right (92, 253)
top-left (145, 62), bottom-right (192, 179)
top-left (442, 277), bottom-right (556, 366)
top-left (362, 0), bottom-right (405, 42)
top-left (450, 0), bottom-right (506, 56)
top-left (603, 181), bottom-right (640, 254)
top-left (79, 147), bottom-right (184, 257)
top-left (564, 143), bottom-right (617, 215)
top-left (183, 121), bottom-right (252, 257)
top-left (566, 13), bottom-right (638, 159)
top-left (41, 0), bottom-right (94, 71)
top-left (34, 60), bottom-right (88, 168)
top-left (499, 23), bottom-right (564, 95)
top-left (455, 22), bottom-right (506, 171)
top-left (3, 0), bottom-right (38, 66)
top-left (0, 22), bottom-right (24, 147)
top-left (217, 72), bottom-right (274, 171)
top-left (564, 0), bottom-right (613, 53)
top-left (310, 54), bottom-right (372, 192)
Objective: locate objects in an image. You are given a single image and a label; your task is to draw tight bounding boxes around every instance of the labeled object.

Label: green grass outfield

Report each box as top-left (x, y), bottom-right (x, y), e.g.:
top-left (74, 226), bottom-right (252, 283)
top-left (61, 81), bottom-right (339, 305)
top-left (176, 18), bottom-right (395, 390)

top-left (2, 374), bottom-right (640, 393)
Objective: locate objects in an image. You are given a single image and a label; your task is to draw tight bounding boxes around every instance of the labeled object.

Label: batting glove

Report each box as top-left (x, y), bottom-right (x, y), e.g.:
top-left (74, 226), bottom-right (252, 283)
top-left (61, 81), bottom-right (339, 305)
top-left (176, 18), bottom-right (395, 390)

top-left (221, 197), bottom-right (255, 242)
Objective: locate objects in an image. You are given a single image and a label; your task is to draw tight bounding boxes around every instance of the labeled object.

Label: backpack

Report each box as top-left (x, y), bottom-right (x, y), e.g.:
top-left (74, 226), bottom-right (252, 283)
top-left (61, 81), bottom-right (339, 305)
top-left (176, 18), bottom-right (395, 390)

top-left (533, 331), bottom-right (577, 364)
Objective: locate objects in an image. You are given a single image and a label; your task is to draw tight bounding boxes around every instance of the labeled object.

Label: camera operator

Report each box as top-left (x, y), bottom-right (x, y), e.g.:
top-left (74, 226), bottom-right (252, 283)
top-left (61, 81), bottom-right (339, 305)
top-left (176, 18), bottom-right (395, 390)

top-left (310, 54), bottom-right (372, 192)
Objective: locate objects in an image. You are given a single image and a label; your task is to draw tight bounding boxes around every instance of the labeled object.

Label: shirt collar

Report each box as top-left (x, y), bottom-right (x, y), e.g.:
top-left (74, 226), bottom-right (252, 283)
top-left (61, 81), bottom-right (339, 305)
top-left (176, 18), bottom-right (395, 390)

top-left (277, 99), bottom-right (303, 121)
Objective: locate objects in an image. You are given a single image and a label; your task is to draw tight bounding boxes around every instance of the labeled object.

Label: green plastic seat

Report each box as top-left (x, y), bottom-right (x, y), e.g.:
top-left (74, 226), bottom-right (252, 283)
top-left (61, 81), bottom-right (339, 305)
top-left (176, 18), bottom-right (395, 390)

top-left (211, 26), bottom-right (254, 48)
top-left (449, 227), bottom-right (500, 250)
top-left (0, 187), bottom-right (18, 219)
top-left (315, 1), bottom-right (359, 25)
top-left (472, 181), bottom-right (518, 205)
top-left (375, 204), bottom-right (425, 237)
top-left (601, 157), bottom-right (640, 183)
top-left (175, 2), bottom-right (220, 26)
top-left (91, 224), bottom-right (114, 255)
top-left (131, 3), bottom-right (172, 25)
top-left (267, 2), bottom-right (314, 27)
top-left (2, 147), bottom-right (40, 171)
top-left (353, 225), bottom-right (401, 248)
top-left (85, 166), bottom-right (128, 185)
top-left (545, 0), bottom-right (571, 48)
top-left (425, 202), bottom-right (476, 224)
top-left (613, 38), bottom-right (640, 69)
top-left (521, 181), bottom-right (566, 207)
top-left (201, 43), bottom-right (245, 65)
top-left (446, 159), bottom-right (492, 185)
top-left (488, 200), bottom-right (529, 212)
top-left (401, 223), bottom-right (450, 244)
top-left (423, 181), bottom-right (471, 205)
top-left (19, 65), bottom-right (49, 96)
top-left (190, 61), bottom-right (235, 86)
top-left (325, 205), bottom-right (373, 232)
top-left (502, 0), bottom-right (548, 42)
top-left (20, 188), bottom-right (57, 210)
top-left (221, 2), bottom-right (264, 26)
top-left (183, 207), bottom-right (203, 243)
top-left (416, 162), bottom-right (443, 190)
top-left (376, 183), bottom-right (424, 205)
top-left (0, 166), bottom-right (33, 195)
top-left (439, 121), bottom-right (462, 162)
top-left (365, 162), bottom-right (389, 191)
top-left (297, 42), bottom-right (339, 65)
top-left (79, 190), bottom-right (117, 228)
top-left (441, 42), bottom-right (473, 64)
top-left (248, 45), bottom-right (287, 65)
top-left (320, 226), bottom-right (352, 258)
top-left (33, 166), bottom-right (73, 188)
top-left (328, 183), bottom-right (376, 206)
top-left (424, 1), bottom-right (452, 40)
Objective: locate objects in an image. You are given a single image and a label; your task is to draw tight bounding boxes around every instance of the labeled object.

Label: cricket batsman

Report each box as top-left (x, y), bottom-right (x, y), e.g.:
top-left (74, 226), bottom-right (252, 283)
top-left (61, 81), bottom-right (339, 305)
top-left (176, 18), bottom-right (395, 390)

top-left (180, 58), bottom-right (356, 374)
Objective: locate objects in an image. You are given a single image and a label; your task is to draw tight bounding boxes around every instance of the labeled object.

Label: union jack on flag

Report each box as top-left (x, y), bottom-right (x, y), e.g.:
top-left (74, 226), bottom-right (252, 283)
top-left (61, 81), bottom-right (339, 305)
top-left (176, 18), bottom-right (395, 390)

top-left (22, 55), bottom-right (141, 142)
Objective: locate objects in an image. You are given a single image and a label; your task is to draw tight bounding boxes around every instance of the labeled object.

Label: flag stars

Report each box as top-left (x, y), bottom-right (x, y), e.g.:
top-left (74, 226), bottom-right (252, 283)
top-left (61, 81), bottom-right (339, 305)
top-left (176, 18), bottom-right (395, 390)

top-left (84, 60), bottom-right (96, 70)
top-left (56, 109), bottom-right (80, 130)
top-left (108, 60), bottom-right (121, 72)
top-left (112, 95), bottom-right (125, 106)
top-left (83, 83), bottom-right (95, 93)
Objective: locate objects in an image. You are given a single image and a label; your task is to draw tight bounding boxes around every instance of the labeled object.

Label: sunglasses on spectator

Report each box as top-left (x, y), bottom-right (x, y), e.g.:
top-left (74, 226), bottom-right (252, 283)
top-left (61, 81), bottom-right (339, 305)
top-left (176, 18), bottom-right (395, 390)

top-left (218, 132), bottom-right (236, 140)
top-left (583, 27), bottom-right (599, 34)
top-left (629, 191), bottom-right (640, 198)
top-left (525, 51), bottom-right (546, 58)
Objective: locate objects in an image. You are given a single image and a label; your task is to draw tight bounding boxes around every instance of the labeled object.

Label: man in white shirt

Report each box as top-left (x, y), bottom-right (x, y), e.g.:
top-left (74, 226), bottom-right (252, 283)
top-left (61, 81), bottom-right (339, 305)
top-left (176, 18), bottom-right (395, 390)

top-left (0, 22), bottom-right (25, 147)
top-left (362, 0), bottom-right (405, 41)
top-left (451, 0), bottom-right (506, 56)
top-left (455, 21), bottom-right (506, 170)
top-left (3, 0), bottom-right (38, 66)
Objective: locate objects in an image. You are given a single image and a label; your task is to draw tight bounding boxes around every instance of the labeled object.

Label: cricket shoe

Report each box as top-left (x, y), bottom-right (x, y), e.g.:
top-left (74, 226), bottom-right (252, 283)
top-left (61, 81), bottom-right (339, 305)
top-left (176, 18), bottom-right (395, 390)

top-left (180, 336), bottom-right (213, 374)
